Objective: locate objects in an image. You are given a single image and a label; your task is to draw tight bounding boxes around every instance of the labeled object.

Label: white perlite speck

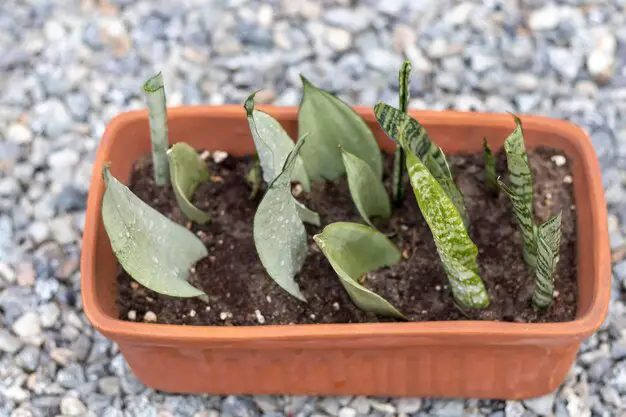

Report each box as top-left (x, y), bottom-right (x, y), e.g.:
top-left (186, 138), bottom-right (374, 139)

top-left (564, 175), bottom-right (573, 184)
top-left (127, 310), bottom-right (137, 320)
top-left (551, 155), bottom-right (567, 167)
top-left (254, 309), bottom-right (265, 324)
top-left (220, 311), bottom-right (232, 320)
top-left (213, 150), bottom-right (229, 163)
top-left (189, 309), bottom-right (196, 318)
top-left (332, 302), bottom-right (340, 311)
top-left (143, 311), bottom-right (157, 323)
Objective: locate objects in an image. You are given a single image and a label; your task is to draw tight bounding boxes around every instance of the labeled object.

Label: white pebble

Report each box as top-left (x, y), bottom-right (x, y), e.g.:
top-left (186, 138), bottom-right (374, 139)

top-left (551, 155), bottom-right (567, 167)
top-left (143, 311), bottom-right (157, 323)
top-left (266, 295), bottom-right (272, 303)
top-left (254, 309), bottom-right (265, 324)
top-left (554, 290), bottom-right (560, 298)
top-left (310, 314), bottom-right (316, 320)
top-left (189, 309), bottom-right (196, 318)
top-left (332, 302), bottom-right (340, 311)
top-left (127, 310), bottom-right (136, 320)
top-left (200, 150), bottom-right (211, 160)
top-left (220, 311), bottom-right (231, 320)
top-left (212, 150), bottom-right (229, 163)
top-left (435, 285), bottom-right (442, 291)
top-left (205, 306), bottom-right (211, 311)
top-left (563, 175), bottom-right (573, 184)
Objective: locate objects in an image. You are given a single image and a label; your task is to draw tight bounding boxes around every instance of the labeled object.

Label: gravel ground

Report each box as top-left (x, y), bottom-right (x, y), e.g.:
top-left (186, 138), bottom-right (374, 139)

top-left (0, 0), bottom-right (625, 416)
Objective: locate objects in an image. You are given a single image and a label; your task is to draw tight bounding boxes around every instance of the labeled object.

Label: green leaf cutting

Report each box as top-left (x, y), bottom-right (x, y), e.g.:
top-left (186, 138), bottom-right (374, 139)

top-left (392, 60), bottom-right (412, 206)
top-left (101, 166), bottom-right (206, 297)
top-left (406, 151), bottom-right (489, 308)
top-left (167, 143), bottom-right (211, 224)
top-left (502, 115), bottom-right (536, 269)
top-left (483, 138), bottom-right (499, 195)
top-left (533, 213), bottom-right (562, 309)
top-left (143, 72), bottom-right (170, 186)
top-left (375, 102), bottom-right (469, 226)
top-left (245, 91), bottom-right (310, 191)
top-left (313, 222), bottom-right (405, 319)
top-left (298, 76), bottom-right (382, 181)
top-left (253, 139), bottom-right (309, 301)
top-left (341, 147), bottom-right (391, 227)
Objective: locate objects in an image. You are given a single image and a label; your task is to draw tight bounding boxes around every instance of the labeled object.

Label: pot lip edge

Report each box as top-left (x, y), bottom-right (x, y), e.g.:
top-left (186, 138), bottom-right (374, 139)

top-left (80, 106), bottom-right (611, 344)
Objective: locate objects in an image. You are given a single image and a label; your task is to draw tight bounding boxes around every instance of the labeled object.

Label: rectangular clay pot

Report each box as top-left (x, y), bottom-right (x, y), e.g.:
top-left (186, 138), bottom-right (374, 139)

top-left (81, 106), bottom-right (610, 399)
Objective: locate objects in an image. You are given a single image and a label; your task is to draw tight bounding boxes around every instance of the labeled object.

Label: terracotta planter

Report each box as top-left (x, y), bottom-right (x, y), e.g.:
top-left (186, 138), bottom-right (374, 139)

top-left (81, 106), bottom-right (610, 399)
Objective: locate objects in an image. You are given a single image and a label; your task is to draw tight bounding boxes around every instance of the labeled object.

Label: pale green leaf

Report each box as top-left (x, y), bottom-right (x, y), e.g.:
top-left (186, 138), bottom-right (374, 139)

top-left (143, 72), bottom-right (169, 186)
top-left (375, 102), bottom-right (469, 226)
top-left (483, 138), bottom-right (499, 195)
top-left (101, 166), bottom-right (206, 297)
top-left (167, 143), bottom-right (211, 224)
top-left (294, 199), bottom-right (321, 226)
top-left (245, 92), bottom-right (310, 191)
top-left (502, 115), bottom-right (536, 268)
top-left (533, 213), bottom-right (562, 309)
top-left (341, 147), bottom-right (391, 227)
top-left (313, 222), bottom-right (405, 319)
top-left (253, 139), bottom-right (309, 301)
top-left (246, 157), bottom-right (262, 199)
top-left (406, 151), bottom-right (489, 309)
top-left (298, 76), bottom-right (382, 181)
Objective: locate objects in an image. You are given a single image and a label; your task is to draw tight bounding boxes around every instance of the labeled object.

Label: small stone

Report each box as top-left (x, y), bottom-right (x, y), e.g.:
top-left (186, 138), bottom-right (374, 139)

top-left (395, 398), bottom-right (422, 414)
top-left (0, 262), bottom-right (16, 283)
top-left (48, 148), bottom-right (80, 169)
top-left (57, 363), bottom-right (86, 389)
top-left (350, 396), bottom-right (370, 414)
top-left (529, 5), bottom-right (560, 31)
top-left (551, 155), bottom-right (567, 167)
top-left (0, 177), bottom-right (20, 196)
top-left (549, 48), bottom-right (582, 80)
top-left (16, 345), bottom-right (40, 372)
top-left (392, 24), bottom-right (415, 53)
top-left (212, 151), bottom-right (229, 164)
top-left (143, 311), bottom-right (157, 323)
top-left (430, 400), bottom-right (464, 417)
top-left (365, 49), bottom-right (403, 73)
top-left (28, 221), bottom-right (50, 244)
top-left (8, 123), bottom-right (33, 144)
top-left (50, 347), bottom-right (75, 366)
top-left (338, 407), bottom-right (357, 417)
top-left (0, 328), bottom-right (23, 353)
top-left (524, 392), bottom-right (556, 416)
top-left (257, 4), bottom-right (273, 28)
top-left (189, 309), bottom-right (196, 318)
top-left (563, 175), bottom-right (572, 184)
top-left (588, 31), bottom-right (616, 83)
top-left (60, 396), bottom-right (88, 416)
top-left (127, 310), bottom-right (137, 320)
top-left (49, 215), bottom-right (77, 244)
top-left (12, 311), bottom-right (42, 344)
top-left (326, 27), bottom-right (351, 52)
top-left (99, 376), bottom-right (121, 396)
top-left (17, 262), bottom-right (35, 287)
top-left (254, 309), bottom-right (265, 324)
top-left (38, 302), bottom-right (61, 328)
top-left (5, 385), bottom-right (30, 402)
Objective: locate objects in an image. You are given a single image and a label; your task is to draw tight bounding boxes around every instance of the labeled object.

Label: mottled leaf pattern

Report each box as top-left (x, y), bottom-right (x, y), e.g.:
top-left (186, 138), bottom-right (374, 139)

top-left (392, 60), bottom-right (412, 206)
top-left (298, 76), bottom-right (382, 181)
top-left (341, 148), bottom-right (391, 227)
top-left (375, 103), bottom-right (468, 225)
top-left (406, 151), bottom-right (489, 308)
top-left (101, 166), bottom-right (206, 297)
top-left (245, 92), bottom-right (310, 191)
top-left (167, 143), bottom-right (211, 224)
top-left (502, 115), bottom-right (537, 269)
top-left (253, 139), bottom-right (309, 301)
top-left (483, 138), bottom-right (499, 195)
top-left (533, 213), bottom-right (562, 309)
top-left (143, 72), bottom-right (169, 186)
top-left (313, 222), bottom-right (405, 319)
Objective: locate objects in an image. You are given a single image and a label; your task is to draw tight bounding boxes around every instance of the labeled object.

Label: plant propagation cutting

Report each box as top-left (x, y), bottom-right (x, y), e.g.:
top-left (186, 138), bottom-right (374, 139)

top-left (105, 64), bottom-right (577, 326)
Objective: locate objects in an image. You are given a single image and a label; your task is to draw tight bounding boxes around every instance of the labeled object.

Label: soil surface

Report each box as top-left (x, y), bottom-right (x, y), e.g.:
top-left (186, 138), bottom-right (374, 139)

top-left (117, 148), bottom-right (577, 325)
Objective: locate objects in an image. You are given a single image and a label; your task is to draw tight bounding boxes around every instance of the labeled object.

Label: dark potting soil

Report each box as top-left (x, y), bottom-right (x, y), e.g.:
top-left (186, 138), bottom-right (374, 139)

top-left (117, 148), bottom-right (577, 326)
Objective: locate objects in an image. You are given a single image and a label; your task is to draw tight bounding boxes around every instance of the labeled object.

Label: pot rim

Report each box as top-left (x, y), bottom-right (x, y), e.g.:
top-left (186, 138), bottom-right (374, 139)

top-left (81, 106), bottom-right (610, 345)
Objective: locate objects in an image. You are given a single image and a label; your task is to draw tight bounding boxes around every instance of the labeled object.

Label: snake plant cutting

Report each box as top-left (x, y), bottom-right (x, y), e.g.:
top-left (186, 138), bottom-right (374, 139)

top-left (101, 63), bottom-right (564, 320)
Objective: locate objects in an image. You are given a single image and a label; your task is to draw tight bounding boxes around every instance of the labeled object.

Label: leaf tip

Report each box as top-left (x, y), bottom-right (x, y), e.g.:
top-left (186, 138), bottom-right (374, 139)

top-left (244, 90), bottom-right (261, 116)
top-left (143, 72), bottom-right (164, 93)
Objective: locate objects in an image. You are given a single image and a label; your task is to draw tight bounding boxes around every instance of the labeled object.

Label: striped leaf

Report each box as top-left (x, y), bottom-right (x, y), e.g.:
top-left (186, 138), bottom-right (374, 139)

top-left (392, 60), bottom-right (412, 206)
top-left (245, 92), bottom-right (310, 191)
top-left (375, 102), bottom-right (469, 226)
top-left (143, 72), bottom-right (169, 186)
top-left (298, 76), bottom-right (382, 181)
top-left (101, 166), bottom-right (206, 298)
top-left (341, 147), bottom-right (391, 227)
top-left (502, 115), bottom-right (536, 268)
top-left (167, 143), bottom-right (211, 224)
top-left (482, 138), bottom-right (499, 195)
top-left (253, 139), bottom-right (309, 301)
top-left (406, 151), bottom-right (489, 308)
top-left (533, 213), bottom-right (562, 309)
top-left (313, 222), bottom-right (406, 319)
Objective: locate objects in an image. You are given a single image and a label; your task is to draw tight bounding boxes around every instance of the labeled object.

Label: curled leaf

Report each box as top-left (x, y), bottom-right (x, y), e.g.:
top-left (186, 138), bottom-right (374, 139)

top-left (313, 222), bottom-right (405, 319)
top-left (341, 147), bottom-right (391, 227)
top-left (143, 72), bottom-right (169, 186)
top-left (246, 157), bottom-right (262, 200)
top-left (375, 102), bottom-right (468, 225)
top-left (167, 143), bottom-right (211, 224)
top-left (101, 166), bottom-right (206, 297)
top-left (533, 213), bottom-right (562, 309)
top-left (299, 76), bottom-right (382, 181)
top-left (406, 151), bottom-right (489, 309)
top-left (294, 199), bottom-right (321, 226)
top-left (245, 92), bottom-right (310, 191)
top-left (483, 138), bottom-right (499, 195)
top-left (253, 139), bottom-right (309, 301)
top-left (502, 115), bottom-right (536, 268)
